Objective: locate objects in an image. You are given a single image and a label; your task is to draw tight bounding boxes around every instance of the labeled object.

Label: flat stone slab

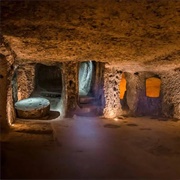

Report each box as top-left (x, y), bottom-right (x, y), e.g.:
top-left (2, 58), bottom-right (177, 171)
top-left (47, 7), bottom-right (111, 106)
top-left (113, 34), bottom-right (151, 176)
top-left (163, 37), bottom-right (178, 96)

top-left (15, 97), bottom-right (50, 119)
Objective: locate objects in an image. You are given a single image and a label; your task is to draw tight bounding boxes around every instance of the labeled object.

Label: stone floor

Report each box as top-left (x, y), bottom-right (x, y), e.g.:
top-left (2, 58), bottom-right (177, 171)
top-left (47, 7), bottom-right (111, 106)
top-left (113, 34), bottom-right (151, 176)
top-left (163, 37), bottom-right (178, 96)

top-left (1, 116), bottom-right (180, 179)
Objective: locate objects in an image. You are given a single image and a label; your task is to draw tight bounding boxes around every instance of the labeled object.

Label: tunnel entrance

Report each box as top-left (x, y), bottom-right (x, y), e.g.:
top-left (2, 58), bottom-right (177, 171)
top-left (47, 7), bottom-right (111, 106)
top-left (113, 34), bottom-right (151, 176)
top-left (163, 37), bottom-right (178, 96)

top-left (32, 63), bottom-right (62, 112)
top-left (77, 61), bottom-right (104, 116)
top-left (35, 64), bottom-right (62, 95)
top-left (79, 61), bottom-right (94, 96)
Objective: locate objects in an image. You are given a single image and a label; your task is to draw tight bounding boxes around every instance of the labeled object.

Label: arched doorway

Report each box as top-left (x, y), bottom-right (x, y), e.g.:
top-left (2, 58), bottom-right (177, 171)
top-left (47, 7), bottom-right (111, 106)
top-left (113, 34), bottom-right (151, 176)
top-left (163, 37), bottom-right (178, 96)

top-left (77, 61), bottom-right (104, 116)
top-left (79, 61), bottom-right (94, 96)
top-left (32, 63), bottom-right (62, 113)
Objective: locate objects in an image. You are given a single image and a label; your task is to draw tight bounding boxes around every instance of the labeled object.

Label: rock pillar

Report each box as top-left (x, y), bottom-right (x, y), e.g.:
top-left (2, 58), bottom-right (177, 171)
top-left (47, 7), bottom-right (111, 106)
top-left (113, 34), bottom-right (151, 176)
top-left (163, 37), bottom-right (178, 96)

top-left (103, 67), bottom-right (122, 118)
top-left (62, 62), bottom-right (79, 117)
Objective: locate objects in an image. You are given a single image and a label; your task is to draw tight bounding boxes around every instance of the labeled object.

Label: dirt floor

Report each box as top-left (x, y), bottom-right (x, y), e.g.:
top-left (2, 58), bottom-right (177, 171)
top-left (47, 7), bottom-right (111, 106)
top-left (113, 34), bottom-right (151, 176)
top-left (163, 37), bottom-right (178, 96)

top-left (1, 116), bottom-right (180, 179)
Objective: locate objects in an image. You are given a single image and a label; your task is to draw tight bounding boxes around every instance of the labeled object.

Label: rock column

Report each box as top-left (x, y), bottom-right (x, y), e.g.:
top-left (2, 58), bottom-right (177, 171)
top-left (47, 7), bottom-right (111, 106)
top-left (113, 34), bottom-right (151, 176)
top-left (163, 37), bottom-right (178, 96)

top-left (63, 62), bottom-right (79, 117)
top-left (125, 72), bottom-right (139, 116)
top-left (103, 67), bottom-right (122, 118)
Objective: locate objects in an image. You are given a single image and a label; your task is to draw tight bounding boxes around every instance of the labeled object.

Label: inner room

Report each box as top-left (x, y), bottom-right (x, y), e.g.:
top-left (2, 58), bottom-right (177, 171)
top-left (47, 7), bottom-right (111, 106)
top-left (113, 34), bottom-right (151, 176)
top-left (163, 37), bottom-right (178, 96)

top-left (32, 63), bottom-right (63, 112)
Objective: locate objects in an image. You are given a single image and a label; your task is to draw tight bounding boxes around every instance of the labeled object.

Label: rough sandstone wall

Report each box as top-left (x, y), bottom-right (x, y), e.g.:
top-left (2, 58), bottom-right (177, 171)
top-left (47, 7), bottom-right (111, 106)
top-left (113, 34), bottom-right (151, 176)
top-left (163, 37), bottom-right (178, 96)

top-left (161, 70), bottom-right (180, 119)
top-left (17, 64), bottom-right (35, 100)
top-left (103, 67), bottom-right (122, 118)
top-left (134, 72), bottom-right (162, 116)
top-left (0, 37), bottom-right (16, 125)
top-left (125, 72), bottom-right (139, 116)
top-left (1, 0), bottom-right (180, 64)
top-left (104, 69), bottom-right (163, 118)
top-left (62, 62), bottom-right (78, 117)
top-left (0, 54), bottom-right (9, 130)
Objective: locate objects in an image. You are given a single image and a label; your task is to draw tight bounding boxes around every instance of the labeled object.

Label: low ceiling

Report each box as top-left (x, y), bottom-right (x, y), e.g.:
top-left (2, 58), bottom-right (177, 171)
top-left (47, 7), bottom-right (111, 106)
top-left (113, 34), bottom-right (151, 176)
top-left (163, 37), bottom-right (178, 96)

top-left (1, 0), bottom-right (180, 70)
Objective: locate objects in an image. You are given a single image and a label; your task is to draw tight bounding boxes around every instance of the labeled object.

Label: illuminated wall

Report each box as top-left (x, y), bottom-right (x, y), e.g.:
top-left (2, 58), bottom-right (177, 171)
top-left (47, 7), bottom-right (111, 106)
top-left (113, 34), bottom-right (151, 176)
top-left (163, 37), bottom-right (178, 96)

top-left (146, 77), bottom-right (161, 98)
top-left (119, 73), bottom-right (126, 99)
top-left (17, 64), bottom-right (35, 101)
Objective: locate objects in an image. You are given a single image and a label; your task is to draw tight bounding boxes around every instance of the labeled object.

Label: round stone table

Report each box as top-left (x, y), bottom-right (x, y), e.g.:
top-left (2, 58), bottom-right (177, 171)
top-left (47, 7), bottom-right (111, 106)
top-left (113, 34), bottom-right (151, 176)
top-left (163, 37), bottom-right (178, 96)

top-left (15, 97), bottom-right (50, 119)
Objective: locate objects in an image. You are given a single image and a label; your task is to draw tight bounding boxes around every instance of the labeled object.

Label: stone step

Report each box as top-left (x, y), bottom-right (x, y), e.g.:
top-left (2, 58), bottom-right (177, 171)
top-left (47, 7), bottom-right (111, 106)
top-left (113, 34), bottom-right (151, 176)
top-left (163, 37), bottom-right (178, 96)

top-left (40, 92), bottom-right (61, 98)
top-left (75, 104), bottom-right (102, 117)
top-left (79, 96), bottom-right (96, 104)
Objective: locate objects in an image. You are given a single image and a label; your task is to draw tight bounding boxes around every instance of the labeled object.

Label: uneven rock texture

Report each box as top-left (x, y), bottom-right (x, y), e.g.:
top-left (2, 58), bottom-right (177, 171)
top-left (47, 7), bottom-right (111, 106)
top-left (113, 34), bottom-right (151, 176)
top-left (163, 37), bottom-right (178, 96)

top-left (7, 83), bottom-right (16, 125)
top-left (135, 72), bottom-right (162, 116)
top-left (0, 37), bottom-right (16, 69)
top-left (0, 0), bottom-right (179, 121)
top-left (103, 67), bottom-right (180, 119)
top-left (62, 62), bottom-right (79, 117)
top-left (125, 72), bottom-right (139, 115)
top-left (103, 67), bottom-right (122, 118)
top-left (17, 64), bottom-right (35, 100)
top-left (0, 38), bottom-right (17, 125)
top-left (161, 70), bottom-right (180, 119)
top-left (0, 55), bottom-right (9, 130)
top-left (1, 0), bottom-right (180, 68)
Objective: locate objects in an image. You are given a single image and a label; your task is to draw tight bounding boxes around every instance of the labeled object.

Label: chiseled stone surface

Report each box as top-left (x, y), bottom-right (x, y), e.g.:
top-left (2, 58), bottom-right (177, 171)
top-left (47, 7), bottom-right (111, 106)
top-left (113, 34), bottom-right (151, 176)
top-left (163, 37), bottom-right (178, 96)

top-left (134, 72), bottom-right (162, 116)
top-left (0, 38), bottom-right (17, 125)
top-left (103, 67), bottom-right (122, 118)
top-left (0, 0), bottom-right (180, 120)
top-left (1, 0), bottom-right (180, 67)
top-left (0, 54), bottom-right (9, 130)
top-left (62, 62), bottom-right (79, 117)
top-left (161, 70), bottom-right (180, 119)
top-left (17, 64), bottom-right (35, 101)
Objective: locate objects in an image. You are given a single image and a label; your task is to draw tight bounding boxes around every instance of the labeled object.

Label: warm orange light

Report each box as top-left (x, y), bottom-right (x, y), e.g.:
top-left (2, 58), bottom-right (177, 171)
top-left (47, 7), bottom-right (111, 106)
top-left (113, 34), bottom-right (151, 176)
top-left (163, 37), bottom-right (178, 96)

top-left (146, 77), bottom-right (161, 97)
top-left (119, 73), bottom-right (126, 99)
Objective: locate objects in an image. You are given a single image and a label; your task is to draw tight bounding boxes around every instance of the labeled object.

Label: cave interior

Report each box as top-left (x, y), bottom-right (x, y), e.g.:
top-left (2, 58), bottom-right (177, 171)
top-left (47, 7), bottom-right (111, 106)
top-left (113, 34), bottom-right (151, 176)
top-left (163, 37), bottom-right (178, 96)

top-left (0, 0), bottom-right (180, 179)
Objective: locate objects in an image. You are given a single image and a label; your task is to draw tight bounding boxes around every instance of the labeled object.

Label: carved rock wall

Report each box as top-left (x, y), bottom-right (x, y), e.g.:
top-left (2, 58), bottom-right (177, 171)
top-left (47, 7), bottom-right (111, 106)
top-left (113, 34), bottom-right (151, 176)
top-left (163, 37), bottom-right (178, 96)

top-left (1, 0), bottom-right (180, 64)
top-left (62, 62), bottom-right (79, 117)
top-left (103, 66), bottom-right (179, 119)
top-left (103, 67), bottom-right (122, 118)
top-left (161, 70), bottom-right (180, 119)
top-left (134, 72), bottom-right (162, 116)
top-left (0, 54), bottom-right (9, 130)
top-left (0, 37), bottom-right (16, 125)
top-left (17, 64), bottom-right (35, 100)
top-left (125, 72), bottom-right (139, 116)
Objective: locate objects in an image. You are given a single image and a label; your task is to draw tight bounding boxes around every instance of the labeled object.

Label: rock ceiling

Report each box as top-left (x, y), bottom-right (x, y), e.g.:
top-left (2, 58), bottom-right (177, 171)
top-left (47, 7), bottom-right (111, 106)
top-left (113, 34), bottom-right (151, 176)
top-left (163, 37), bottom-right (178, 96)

top-left (1, 0), bottom-right (180, 70)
